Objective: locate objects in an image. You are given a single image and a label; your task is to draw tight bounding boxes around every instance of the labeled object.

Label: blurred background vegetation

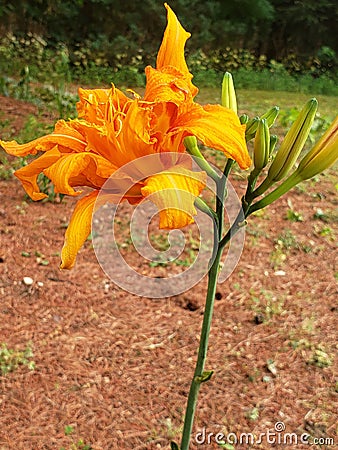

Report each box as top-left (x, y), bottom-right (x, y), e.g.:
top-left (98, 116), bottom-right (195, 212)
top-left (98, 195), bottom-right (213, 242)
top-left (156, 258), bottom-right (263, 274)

top-left (0, 0), bottom-right (337, 95)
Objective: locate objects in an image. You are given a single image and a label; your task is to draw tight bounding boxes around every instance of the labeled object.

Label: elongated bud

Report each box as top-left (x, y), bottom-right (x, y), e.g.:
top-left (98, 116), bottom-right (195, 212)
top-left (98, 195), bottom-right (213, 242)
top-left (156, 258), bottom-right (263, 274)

top-left (245, 117), bottom-right (260, 141)
top-left (250, 114), bottom-right (337, 214)
top-left (267, 98), bottom-right (318, 182)
top-left (296, 115), bottom-right (338, 180)
top-left (221, 72), bottom-right (237, 114)
top-left (261, 106), bottom-right (279, 128)
top-left (240, 114), bottom-right (249, 125)
top-left (269, 135), bottom-right (278, 155)
top-left (254, 119), bottom-right (270, 170)
top-left (245, 107), bottom-right (279, 142)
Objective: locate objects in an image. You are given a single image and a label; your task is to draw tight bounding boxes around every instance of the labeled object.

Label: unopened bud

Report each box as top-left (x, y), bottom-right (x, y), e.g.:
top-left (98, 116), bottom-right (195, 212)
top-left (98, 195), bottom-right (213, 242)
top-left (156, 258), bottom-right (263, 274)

top-left (249, 115), bottom-right (337, 214)
top-left (254, 119), bottom-right (270, 170)
top-left (269, 135), bottom-right (278, 155)
top-left (246, 107), bottom-right (279, 142)
top-left (261, 106), bottom-right (279, 128)
top-left (245, 117), bottom-right (260, 141)
top-left (267, 98), bottom-right (318, 182)
top-left (296, 115), bottom-right (338, 180)
top-left (221, 72), bottom-right (237, 114)
top-left (240, 114), bottom-right (249, 125)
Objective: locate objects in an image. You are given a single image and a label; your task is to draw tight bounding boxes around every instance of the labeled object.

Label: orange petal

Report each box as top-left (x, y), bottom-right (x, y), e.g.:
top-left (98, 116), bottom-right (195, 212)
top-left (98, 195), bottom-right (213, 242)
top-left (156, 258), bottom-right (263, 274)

top-left (60, 191), bottom-right (98, 269)
top-left (141, 166), bottom-right (206, 229)
top-left (148, 101), bottom-right (179, 146)
top-left (119, 101), bottom-right (156, 162)
top-left (144, 66), bottom-right (195, 105)
top-left (71, 119), bottom-right (115, 161)
top-left (157, 4), bottom-right (190, 75)
top-left (77, 87), bottom-right (110, 124)
top-left (156, 4), bottom-right (198, 98)
top-left (0, 120), bottom-right (87, 157)
top-left (44, 152), bottom-right (116, 195)
top-left (60, 189), bottom-right (141, 269)
top-left (171, 103), bottom-right (251, 169)
top-left (13, 147), bottom-right (61, 200)
top-left (75, 101), bottom-right (154, 165)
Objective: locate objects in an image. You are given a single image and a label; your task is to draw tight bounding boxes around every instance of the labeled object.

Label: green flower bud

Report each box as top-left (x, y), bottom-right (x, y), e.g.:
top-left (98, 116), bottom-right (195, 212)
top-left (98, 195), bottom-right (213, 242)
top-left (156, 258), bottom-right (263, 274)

top-left (240, 114), bottom-right (249, 125)
top-left (245, 107), bottom-right (279, 142)
top-left (245, 117), bottom-right (260, 141)
top-left (254, 119), bottom-right (270, 170)
top-left (269, 135), bottom-right (278, 155)
top-left (249, 115), bottom-right (338, 214)
top-left (221, 72), bottom-right (237, 114)
top-left (261, 106), bottom-right (279, 128)
top-left (295, 115), bottom-right (338, 180)
top-left (267, 98), bottom-right (318, 182)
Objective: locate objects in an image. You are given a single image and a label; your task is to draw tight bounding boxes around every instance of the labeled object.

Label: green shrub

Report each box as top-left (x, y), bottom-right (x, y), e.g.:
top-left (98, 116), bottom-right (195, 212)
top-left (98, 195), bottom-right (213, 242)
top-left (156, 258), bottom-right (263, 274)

top-left (0, 342), bottom-right (35, 375)
top-left (0, 33), bottom-right (337, 96)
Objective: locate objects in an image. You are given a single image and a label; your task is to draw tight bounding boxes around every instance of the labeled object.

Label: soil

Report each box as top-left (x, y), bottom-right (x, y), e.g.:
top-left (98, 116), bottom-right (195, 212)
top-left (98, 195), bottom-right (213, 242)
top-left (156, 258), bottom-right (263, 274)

top-left (0, 96), bottom-right (337, 450)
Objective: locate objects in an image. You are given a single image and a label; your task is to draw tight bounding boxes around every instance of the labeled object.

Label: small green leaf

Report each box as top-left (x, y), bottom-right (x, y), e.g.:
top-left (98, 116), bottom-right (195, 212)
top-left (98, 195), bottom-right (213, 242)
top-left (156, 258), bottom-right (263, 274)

top-left (27, 361), bottom-right (35, 370)
top-left (196, 370), bottom-right (214, 383)
top-left (286, 209), bottom-right (303, 222)
top-left (219, 444), bottom-right (235, 450)
top-left (64, 425), bottom-right (74, 436)
top-left (170, 441), bottom-right (180, 450)
top-left (246, 406), bottom-right (259, 421)
top-left (38, 259), bottom-right (49, 266)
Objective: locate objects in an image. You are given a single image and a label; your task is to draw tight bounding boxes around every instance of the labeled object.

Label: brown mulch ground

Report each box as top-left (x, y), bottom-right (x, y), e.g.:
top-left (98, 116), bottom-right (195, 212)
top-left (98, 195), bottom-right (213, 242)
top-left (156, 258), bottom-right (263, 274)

top-left (0, 96), bottom-right (337, 450)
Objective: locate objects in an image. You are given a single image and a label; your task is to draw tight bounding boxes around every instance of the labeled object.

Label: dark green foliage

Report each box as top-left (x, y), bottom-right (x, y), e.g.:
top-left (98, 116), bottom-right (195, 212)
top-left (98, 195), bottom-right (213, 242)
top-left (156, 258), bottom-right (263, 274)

top-left (0, 1), bottom-right (336, 95)
top-left (268, 0), bottom-right (338, 59)
top-left (1, 0), bottom-right (337, 64)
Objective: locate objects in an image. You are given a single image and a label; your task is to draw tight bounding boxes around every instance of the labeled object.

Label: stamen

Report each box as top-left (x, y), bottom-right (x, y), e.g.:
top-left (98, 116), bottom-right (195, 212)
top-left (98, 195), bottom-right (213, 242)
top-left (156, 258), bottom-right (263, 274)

top-left (115, 118), bottom-right (123, 138)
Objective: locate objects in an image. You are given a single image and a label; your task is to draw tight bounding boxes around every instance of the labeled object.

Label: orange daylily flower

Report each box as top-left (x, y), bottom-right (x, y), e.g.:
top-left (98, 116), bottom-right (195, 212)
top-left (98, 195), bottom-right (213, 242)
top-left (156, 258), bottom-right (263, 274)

top-left (0, 3), bottom-right (250, 269)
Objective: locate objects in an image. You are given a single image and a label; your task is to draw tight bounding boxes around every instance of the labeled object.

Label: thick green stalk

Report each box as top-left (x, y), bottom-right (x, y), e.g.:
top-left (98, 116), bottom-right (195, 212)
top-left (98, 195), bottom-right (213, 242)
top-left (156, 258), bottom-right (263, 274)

top-left (180, 209), bottom-right (246, 450)
top-left (180, 159), bottom-right (233, 450)
top-left (244, 168), bottom-right (260, 204)
top-left (216, 159), bottom-right (234, 239)
top-left (180, 246), bottom-right (223, 450)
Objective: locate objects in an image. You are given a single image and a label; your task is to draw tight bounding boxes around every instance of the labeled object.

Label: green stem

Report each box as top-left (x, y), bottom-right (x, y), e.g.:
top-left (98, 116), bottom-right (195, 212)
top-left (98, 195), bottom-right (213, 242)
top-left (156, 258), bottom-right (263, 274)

top-left (243, 168), bottom-right (260, 204)
top-left (223, 158), bottom-right (235, 180)
top-left (248, 172), bottom-right (301, 215)
top-left (179, 206), bottom-right (246, 450)
top-left (216, 158), bottom-right (234, 239)
top-left (180, 246), bottom-right (223, 450)
top-left (251, 175), bottom-right (273, 198)
top-left (184, 137), bottom-right (220, 182)
top-left (218, 209), bottom-right (246, 251)
top-left (194, 197), bottom-right (218, 224)
top-left (180, 159), bottom-right (233, 450)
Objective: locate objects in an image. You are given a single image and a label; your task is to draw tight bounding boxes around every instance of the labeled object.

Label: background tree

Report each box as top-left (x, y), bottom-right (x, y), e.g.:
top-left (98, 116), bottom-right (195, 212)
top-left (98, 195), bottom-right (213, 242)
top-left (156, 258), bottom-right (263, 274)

top-left (0, 0), bottom-right (337, 69)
